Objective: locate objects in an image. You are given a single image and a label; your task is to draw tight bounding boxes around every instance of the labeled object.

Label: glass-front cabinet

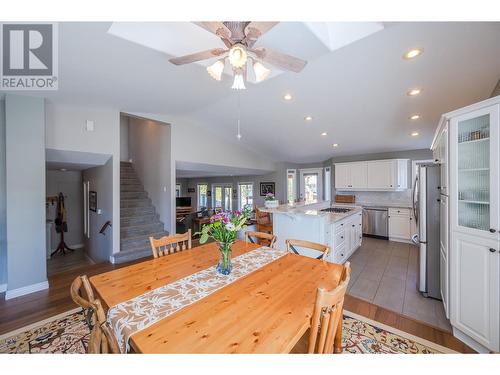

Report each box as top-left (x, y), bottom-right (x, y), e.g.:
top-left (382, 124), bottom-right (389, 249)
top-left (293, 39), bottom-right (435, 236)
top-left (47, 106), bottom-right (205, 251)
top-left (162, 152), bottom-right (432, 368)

top-left (450, 104), bottom-right (499, 240)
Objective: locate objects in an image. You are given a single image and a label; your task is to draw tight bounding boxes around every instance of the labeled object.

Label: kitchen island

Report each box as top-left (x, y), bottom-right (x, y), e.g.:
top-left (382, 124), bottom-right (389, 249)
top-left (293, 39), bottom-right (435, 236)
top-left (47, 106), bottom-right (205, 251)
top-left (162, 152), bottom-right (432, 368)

top-left (260, 200), bottom-right (363, 264)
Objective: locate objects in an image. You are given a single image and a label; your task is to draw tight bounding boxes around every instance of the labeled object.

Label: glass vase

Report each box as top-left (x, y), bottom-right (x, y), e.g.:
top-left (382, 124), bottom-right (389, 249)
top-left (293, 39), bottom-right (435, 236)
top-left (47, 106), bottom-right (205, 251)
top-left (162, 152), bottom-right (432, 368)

top-left (216, 241), bottom-right (233, 275)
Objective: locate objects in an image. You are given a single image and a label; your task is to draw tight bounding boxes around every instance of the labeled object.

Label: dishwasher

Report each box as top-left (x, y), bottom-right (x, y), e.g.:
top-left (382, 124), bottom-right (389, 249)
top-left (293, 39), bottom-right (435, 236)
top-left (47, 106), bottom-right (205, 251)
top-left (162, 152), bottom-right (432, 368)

top-left (362, 207), bottom-right (388, 239)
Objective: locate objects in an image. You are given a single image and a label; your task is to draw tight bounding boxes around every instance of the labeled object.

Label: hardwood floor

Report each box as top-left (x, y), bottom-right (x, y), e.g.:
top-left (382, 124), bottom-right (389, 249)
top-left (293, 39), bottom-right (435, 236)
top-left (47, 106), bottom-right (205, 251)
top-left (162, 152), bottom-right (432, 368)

top-left (47, 247), bottom-right (95, 277)
top-left (0, 250), bottom-right (474, 353)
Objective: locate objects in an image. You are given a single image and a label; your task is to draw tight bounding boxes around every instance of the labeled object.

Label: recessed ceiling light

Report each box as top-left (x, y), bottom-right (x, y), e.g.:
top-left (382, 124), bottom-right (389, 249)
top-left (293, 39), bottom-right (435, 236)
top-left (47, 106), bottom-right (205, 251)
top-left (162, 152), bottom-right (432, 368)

top-left (411, 132), bottom-right (419, 137)
top-left (407, 88), bottom-right (422, 96)
top-left (305, 116), bottom-right (313, 121)
top-left (403, 48), bottom-right (423, 60)
top-left (283, 94), bottom-right (292, 101)
top-left (409, 114), bottom-right (420, 120)
top-left (321, 132), bottom-right (327, 136)
top-left (60, 168), bottom-right (67, 172)
top-left (333, 143), bottom-right (339, 147)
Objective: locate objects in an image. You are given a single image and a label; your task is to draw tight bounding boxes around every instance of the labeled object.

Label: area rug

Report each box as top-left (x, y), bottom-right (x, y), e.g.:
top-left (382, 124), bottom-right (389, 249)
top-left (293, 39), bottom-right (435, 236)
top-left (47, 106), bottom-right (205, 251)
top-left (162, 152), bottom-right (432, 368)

top-left (0, 309), bottom-right (455, 354)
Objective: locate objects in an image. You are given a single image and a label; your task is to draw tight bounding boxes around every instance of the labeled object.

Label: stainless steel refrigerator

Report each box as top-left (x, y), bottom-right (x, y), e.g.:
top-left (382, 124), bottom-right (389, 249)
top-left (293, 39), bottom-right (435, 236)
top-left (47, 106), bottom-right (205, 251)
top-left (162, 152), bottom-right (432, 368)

top-left (412, 164), bottom-right (441, 299)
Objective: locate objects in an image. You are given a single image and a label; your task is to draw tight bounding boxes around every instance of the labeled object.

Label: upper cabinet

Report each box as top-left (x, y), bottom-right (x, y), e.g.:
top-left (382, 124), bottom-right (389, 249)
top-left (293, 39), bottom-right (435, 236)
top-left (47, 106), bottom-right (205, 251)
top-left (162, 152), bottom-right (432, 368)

top-left (334, 159), bottom-right (408, 191)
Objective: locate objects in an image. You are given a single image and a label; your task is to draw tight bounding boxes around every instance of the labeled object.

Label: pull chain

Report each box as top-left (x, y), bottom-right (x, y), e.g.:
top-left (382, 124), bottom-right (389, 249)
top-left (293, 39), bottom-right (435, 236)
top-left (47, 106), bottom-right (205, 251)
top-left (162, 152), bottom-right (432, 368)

top-left (236, 90), bottom-right (242, 140)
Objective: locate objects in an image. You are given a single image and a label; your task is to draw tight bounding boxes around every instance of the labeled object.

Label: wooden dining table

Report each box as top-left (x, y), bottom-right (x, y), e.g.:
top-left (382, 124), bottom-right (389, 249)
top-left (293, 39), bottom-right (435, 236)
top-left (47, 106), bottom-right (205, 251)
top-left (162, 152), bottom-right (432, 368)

top-left (90, 240), bottom-right (345, 353)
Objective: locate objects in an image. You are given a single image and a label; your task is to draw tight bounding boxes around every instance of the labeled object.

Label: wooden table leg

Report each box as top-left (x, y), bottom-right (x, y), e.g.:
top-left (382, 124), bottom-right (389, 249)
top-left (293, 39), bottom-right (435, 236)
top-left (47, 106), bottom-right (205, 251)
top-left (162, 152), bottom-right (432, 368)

top-left (334, 309), bottom-right (343, 353)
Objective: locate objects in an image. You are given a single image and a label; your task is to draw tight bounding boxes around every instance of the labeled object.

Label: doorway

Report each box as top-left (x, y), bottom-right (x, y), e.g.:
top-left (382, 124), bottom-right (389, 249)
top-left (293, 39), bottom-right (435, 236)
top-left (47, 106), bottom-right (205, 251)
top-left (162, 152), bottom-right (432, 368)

top-left (299, 168), bottom-right (323, 202)
top-left (212, 184), bottom-right (233, 211)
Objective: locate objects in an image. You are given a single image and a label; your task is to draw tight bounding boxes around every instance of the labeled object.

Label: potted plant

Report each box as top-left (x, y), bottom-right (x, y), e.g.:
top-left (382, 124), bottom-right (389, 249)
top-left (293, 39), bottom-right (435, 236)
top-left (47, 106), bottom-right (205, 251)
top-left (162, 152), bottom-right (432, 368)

top-left (198, 206), bottom-right (252, 275)
top-left (264, 193), bottom-right (279, 208)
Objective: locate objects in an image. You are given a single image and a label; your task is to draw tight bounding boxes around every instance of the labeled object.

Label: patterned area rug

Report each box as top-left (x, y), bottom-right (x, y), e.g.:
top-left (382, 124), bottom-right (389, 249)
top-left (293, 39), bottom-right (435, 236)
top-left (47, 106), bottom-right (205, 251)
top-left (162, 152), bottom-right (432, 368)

top-left (0, 309), bottom-right (455, 354)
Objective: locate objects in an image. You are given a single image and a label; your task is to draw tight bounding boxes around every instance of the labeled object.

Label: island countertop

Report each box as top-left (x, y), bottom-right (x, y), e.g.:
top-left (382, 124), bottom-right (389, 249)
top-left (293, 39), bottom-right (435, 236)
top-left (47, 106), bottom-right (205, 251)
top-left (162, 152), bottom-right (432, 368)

top-left (259, 200), bottom-right (362, 223)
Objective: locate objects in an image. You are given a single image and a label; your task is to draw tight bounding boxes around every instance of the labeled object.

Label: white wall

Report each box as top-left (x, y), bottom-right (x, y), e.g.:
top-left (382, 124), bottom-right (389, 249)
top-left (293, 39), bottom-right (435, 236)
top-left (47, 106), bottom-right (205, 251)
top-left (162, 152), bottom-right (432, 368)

top-left (120, 114), bottom-right (129, 162)
top-left (128, 116), bottom-right (172, 233)
top-left (46, 170), bottom-right (84, 250)
top-left (45, 101), bottom-right (120, 255)
top-left (82, 158), bottom-right (114, 262)
top-left (5, 95), bottom-right (47, 295)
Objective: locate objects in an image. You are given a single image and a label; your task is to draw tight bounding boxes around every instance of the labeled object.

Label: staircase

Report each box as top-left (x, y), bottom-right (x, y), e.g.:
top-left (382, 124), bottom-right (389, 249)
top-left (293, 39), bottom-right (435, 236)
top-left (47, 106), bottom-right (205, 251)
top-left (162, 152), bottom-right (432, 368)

top-left (114, 161), bottom-right (168, 264)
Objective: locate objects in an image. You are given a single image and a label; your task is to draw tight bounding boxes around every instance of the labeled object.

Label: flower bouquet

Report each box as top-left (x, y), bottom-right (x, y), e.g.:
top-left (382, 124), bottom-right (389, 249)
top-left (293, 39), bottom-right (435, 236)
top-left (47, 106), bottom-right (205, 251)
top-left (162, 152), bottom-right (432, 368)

top-left (264, 192), bottom-right (279, 208)
top-left (198, 205), bottom-right (252, 275)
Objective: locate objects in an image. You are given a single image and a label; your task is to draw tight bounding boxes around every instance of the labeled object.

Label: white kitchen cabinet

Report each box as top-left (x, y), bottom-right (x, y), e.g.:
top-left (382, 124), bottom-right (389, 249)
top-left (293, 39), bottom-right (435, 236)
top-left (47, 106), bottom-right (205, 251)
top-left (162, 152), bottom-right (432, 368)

top-left (440, 243), bottom-right (449, 318)
top-left (440, 195), bottom-right (449, 256)
top-left (438, 96), bottom-right (500, 352)
top-left (388, 207), bottom-right (412, 242)
top-left (331, 212), bottom-right (362, 264)
top-left (334, 159), bottom-right (408, 191)
top-left (450, 232), bottom-right (499, 351)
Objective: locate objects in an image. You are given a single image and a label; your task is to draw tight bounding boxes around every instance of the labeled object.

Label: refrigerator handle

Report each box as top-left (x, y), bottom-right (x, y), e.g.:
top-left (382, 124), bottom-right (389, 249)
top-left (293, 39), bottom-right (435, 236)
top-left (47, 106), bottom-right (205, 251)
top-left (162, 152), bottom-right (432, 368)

top-left (412, 176), bottom-right (419, 225)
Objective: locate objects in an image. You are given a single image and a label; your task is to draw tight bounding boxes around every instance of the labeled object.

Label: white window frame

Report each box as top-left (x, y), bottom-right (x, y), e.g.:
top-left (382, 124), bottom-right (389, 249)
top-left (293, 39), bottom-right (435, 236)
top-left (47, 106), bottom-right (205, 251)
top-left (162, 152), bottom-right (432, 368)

top-left (299, 168), bottom-right (323, 202)
top-left (286, 169), bottom-right (297, 203)
top-left (197, 183), bottom-right (208, 210)
top-left (238, 182), bottom-right (254, 210)
top-left (324, 166), bottom-right (332, 201)
top-left (212, 183), bottom-right (233, 211)
top-left (175, 183), bottom-right (181, 197)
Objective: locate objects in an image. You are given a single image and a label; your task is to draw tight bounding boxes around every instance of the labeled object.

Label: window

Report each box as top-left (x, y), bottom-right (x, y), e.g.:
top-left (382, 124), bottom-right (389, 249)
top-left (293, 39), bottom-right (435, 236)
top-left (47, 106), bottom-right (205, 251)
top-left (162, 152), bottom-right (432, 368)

top-left (286, 169), bottom-right (297, 203)
top-left (324, 167), bottom-right (331, 201)
top-left (238, 182), bottom-right (253, 210)
top-left (175, 183), bottom-right (181, 197)
top-left (197, 184), bottom-right (208, 209)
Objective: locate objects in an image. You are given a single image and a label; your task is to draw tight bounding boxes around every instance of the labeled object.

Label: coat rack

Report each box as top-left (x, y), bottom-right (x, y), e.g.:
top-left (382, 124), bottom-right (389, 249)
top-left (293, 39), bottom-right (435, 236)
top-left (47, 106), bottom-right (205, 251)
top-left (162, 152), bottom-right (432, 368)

top-left (51, 192), bottom-right (74, 257)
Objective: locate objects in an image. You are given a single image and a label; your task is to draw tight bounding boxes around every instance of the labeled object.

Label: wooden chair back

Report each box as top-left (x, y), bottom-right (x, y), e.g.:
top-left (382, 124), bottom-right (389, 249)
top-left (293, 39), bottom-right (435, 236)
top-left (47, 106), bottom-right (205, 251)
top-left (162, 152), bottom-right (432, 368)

top-left (88, 299), bottom-right (120, 354)
top-left (149, 229), bottom-right (192, 258)
top-left (245, 231), bottom-right (277, 248)
top-left (285, 239), bottom-right (330, 261)
top-left (70, 275), bottom-right (97, 328)
top-left (308, 262), bottom-right (351, 354)
top-left (255, 207), bottom-right (273, 233)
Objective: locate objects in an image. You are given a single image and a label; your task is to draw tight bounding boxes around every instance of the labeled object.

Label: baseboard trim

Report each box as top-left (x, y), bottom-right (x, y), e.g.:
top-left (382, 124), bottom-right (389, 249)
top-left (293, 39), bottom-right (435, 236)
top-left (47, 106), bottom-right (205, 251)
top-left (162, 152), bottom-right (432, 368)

top-left (5, 281), bottom-right (49, 300)
top-left (0, 283), bottom-right (7, 293)
top-left (453, 327), bottom-right (490, 353)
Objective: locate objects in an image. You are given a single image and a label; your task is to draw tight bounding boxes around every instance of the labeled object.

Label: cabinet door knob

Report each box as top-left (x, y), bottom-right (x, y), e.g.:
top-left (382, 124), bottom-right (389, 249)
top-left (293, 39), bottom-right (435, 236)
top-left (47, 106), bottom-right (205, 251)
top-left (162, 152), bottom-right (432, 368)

top-left (489, 228), bottom-right (496, 233)
top-left (341, 236), bottom-right (344, 239)
top-left (489, 248), bottom-right (497, 253)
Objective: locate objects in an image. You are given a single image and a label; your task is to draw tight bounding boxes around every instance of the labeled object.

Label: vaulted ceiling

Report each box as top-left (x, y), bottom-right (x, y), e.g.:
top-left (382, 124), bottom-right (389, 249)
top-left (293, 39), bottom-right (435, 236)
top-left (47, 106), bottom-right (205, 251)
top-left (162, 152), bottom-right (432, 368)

top-left (21, 22), bottom-right (500, 163)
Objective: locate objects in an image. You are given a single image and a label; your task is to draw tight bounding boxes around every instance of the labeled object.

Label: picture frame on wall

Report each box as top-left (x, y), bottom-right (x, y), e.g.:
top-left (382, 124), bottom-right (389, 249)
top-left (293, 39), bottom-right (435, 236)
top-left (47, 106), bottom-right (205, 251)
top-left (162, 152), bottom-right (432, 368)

top-left (260, 182), bottom-right (275, 196)
top-left (89, 191), bottom-right (97, 212)
top-left (187, 187), bottom-right (195, 193)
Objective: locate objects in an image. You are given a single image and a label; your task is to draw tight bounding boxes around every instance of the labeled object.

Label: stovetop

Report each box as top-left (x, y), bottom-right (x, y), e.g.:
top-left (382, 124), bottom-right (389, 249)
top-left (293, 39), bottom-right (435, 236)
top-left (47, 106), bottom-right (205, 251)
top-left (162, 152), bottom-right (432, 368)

top-left (320, 207), bottom-right (353, 213)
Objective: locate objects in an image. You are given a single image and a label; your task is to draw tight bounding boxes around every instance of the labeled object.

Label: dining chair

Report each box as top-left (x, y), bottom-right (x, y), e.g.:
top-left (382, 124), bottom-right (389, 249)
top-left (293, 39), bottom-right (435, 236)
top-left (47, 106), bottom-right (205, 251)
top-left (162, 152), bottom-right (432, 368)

top-left (285, 239), bottom-right (330, 261)
top-left (149, 229), bottom-right (192, 258)
top-left (245, 230), bottom-right (277, 248)
top-left (255, 207), bottom-right (273, 233)
top-left (291, 262), bottom-right (351, 354)
top-left (70, 275), bottom-right (97, 329)
top-left (88, 299), bottom-right (120, 354)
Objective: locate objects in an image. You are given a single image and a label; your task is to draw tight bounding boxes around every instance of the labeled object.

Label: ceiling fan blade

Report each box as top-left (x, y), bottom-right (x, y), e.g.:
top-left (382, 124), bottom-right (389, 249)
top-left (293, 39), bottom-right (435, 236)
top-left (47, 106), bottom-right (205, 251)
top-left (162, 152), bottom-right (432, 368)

top-left (252, 47), bottom-right (307, 73)
top-left (244, 22), bottom-right (279, 47)
top-left (194, 22), bottom-right (232, 40)
top-left (169, 48), bottom-right (227, 65)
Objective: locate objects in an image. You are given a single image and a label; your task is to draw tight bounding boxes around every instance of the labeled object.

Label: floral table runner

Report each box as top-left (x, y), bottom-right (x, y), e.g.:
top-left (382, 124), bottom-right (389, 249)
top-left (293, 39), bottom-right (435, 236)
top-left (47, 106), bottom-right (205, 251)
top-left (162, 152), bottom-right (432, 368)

top-left (107, 246), bottom-right (287, 352)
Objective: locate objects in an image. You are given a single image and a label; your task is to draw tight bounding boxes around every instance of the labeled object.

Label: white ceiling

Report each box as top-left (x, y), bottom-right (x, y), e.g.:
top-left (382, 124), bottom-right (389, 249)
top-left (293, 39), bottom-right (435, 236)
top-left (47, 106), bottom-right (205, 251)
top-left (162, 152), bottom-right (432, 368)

top-left (17, 22), bottom-right (500, 163)
top-left (176, 161), bottom-right (271, 178)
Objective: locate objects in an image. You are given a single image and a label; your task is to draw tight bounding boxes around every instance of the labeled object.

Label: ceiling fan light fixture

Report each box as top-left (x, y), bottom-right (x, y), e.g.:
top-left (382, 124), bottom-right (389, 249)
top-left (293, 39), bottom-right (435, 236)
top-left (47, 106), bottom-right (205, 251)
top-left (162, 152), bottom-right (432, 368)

top-left (253, 61), bottom-right (271, 83)
top-left (207, 59), bottom-right (225, 81)
top-left (228, 44), bottom-right (247, 68)
top-left (232, 74), bottom-right (246, 90)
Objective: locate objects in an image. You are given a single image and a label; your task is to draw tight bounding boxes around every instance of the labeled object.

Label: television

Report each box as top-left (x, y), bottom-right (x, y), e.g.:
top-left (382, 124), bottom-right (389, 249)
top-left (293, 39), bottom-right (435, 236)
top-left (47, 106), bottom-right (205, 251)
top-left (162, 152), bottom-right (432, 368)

top-left (176, 197), bottom-right (192, 207)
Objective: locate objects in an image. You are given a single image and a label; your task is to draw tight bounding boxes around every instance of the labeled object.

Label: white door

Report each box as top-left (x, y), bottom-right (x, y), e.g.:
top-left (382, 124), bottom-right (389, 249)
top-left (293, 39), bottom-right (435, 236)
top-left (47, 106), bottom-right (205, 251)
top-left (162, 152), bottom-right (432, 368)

top-left (450, 231), bottom-right (499, 351)
top-left (213, 184), bottom-right (233, 211)
top-left (440, 243), bottom-right (449, 318)
top-left (440, 195), bottom-right (449, 255)
top-left (299, 169), bottom-right (323, 201)
top-left (334, 164), bottom-right (350, 189)
top-left (367, 160), bottom-right (394, 189)
top-left (450, 104), bottom-right (500, 240)
top-left (440, 122), bottom-right (449, 196)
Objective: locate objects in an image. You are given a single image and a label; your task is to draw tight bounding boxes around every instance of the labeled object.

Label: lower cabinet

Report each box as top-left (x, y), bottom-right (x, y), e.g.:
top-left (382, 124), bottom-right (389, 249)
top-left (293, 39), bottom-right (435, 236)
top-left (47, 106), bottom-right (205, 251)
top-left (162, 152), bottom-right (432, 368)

top-left (450, 231), bottom-right (499, 352)
top-left (388, 208), bottom-right (412, 242)
top-left (329, 212), bottom-right (362, 264)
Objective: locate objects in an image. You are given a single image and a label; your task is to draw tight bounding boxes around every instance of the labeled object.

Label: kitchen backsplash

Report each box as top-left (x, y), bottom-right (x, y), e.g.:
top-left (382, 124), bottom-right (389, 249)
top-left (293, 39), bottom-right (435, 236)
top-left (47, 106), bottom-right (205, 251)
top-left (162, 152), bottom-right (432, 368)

top-left (336, 190), bottom-right (412, 207)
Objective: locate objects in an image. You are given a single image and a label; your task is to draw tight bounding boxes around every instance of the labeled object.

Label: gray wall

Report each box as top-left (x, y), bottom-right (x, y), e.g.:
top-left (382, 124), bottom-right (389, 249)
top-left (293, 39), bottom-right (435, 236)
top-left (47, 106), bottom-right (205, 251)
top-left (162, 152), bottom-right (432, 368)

top-left (128, 116), bottom-right (172, 232)
top-left (120, 114), bottom-right (129, 162)
top-left (82, 157), bottom-right (113, 262)
top-left (327, 149), bottom-right (433, 204)
top-left (0, 100), bottom-right (6, 288)
top-left (6, 95), bottom-right (47, 292)
top-left (46, 170), bottom-right (84, 250)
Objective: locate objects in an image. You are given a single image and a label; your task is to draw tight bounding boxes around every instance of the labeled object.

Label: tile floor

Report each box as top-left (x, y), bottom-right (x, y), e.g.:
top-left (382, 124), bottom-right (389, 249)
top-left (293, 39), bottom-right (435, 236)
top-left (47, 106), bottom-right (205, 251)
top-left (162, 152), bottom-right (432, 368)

top-left (347, 236), bottom-right (451, 331)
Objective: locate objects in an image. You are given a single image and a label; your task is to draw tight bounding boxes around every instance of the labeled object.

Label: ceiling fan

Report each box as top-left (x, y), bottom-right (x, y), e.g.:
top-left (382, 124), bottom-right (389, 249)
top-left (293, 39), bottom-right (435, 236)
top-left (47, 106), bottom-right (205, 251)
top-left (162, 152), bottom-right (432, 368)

top-left (169, 22), bottom-right (308, 89)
